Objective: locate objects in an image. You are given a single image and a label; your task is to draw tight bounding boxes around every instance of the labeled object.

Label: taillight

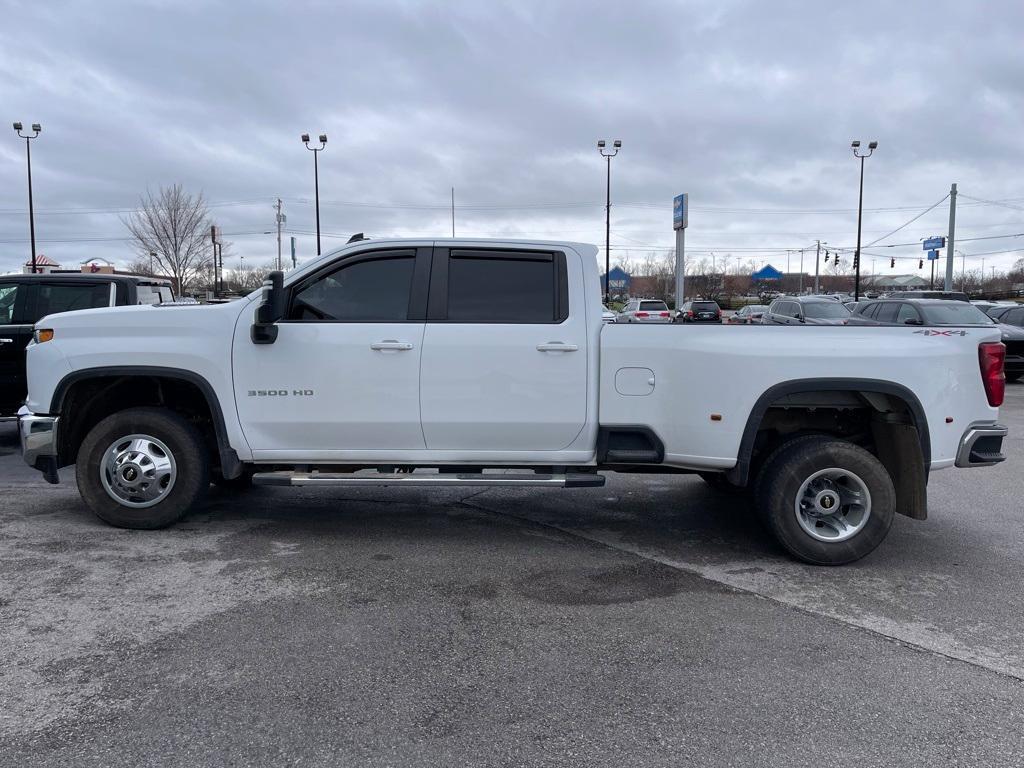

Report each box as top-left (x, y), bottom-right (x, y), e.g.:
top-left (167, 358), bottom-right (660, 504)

top-left (979, 342), bottom-right (1006, 407)
top-left (636, 311), bottom-right (649, 318)
top-left (659, 311), bottom-right (670, 317)
top-left (687, 310), bottom-right (694, 318)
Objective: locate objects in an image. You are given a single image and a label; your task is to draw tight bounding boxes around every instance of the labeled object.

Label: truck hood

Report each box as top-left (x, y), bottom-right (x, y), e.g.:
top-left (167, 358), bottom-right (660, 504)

top-left (38, 300), bottom-right (249, 331)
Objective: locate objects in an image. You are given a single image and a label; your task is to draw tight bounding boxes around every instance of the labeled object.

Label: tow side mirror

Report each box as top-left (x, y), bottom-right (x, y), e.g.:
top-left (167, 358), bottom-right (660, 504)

top-left (904, 317), bottom-right (923, 326)
top-left (251, 271), bottom-right (286, 345)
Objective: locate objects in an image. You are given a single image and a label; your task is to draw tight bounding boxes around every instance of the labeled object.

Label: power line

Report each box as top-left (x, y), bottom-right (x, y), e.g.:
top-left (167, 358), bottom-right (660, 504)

top-left (864, 195), bottom-right (949, 247)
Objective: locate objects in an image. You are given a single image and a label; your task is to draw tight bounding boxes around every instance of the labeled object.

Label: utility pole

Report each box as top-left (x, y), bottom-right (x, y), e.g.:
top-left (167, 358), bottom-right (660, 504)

top-left (814, 240), bottom-right (822, 293)
top-left (799, 249), bottom-right (805, 293)
top-left (945, 183), bottom-right (957, 291)
top-left (451, 187), bottom-right (456, 237)
top-left (274, 198), bottom-right (285, 271)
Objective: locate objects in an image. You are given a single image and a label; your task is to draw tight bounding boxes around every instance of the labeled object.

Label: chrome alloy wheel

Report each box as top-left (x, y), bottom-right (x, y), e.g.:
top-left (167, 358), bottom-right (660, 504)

top-left (100, 434), bottom-right (177, 508)
top-left (794, 467), bottom-right (872, 543)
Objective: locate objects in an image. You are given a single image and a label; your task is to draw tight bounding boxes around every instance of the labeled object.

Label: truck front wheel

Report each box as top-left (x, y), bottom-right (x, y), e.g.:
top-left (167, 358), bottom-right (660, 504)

top-left (755, 436), bottom-right (895, 565)
top-left (75, 407), bottom-right (209, 529)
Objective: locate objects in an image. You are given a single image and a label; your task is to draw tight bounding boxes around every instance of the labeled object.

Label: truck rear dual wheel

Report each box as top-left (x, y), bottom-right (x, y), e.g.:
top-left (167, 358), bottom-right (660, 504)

top-left (754, 435), bottom-right (895, 565)
top-left (76, 407), bottom-right (209, 529)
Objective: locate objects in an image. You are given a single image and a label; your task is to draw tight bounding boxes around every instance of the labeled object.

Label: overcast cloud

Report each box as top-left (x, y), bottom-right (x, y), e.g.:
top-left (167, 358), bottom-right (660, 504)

top-left (2, 0), bottom-right (1023, 278)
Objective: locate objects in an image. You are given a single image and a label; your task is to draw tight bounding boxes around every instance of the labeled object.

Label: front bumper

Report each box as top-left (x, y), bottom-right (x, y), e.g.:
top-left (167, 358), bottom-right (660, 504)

top-left (17, 405), bottom-right (60, 484)
top-left (955, 423), bottom-right (1008, 468)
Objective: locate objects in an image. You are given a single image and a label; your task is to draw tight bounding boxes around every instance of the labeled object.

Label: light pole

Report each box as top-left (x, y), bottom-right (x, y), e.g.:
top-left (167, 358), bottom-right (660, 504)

top-left (301, 133), bottom-right (327, 255)
top-left (12, 123), bottom-right (41, 274)
top-left (597, 139), bottom-right (621, 303)
top-left (851, 139), bottom-right (878, 300)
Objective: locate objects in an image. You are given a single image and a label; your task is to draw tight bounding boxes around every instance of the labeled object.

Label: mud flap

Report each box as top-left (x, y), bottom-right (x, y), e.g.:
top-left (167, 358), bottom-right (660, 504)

top-left (871, 419), bottom-right (927, 520)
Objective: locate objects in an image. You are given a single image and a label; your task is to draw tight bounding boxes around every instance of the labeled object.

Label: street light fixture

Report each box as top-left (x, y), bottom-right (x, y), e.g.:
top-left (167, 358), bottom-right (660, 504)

top-left (302, 133), bottom-right (328, 255)
top-left (597, 139), bottom-right (622, 303)
top-left (13, 122), bottom-right (42, 273)
top-left (851, 139), bottom-right (878, 300)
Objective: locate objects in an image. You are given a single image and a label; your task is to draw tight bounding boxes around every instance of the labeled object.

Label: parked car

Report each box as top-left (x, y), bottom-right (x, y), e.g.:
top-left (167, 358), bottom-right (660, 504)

top-left (601, 305), bottom-right (617, 324)
top-left (0, 273), bottom-right (174, 415)
top-left (993, 304), bottom-right (1024, 328)
top-left (761, 296), bottom-right (852, 325)
top-left (675, 300), bottom-right (722, 323)
top-left (892, 290), bottom-right (970, 302)
top-left (727, 304), bottom-right (769, 324)
top-left (982, 304), bottom-right (1018, 322)
top-left (847, 298), bottom-right (1023, 381)
top-left (616, 298), bottom-right (672, 323)
top-left (15, 237), bottom-right (1008, 565)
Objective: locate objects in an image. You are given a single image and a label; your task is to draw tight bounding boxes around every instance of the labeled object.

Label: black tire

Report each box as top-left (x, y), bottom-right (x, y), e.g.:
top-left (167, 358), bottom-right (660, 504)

top-left (754, 436), bottom-right (895, 565)
top-left (75, 407), bottom-right (209, 529)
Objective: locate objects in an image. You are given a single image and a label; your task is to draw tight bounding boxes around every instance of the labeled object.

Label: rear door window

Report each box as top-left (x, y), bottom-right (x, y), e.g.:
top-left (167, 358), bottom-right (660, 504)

top-left (443, 250), bottom-right (565, 323)
top-left (32, 283), bottom-right (113, 321)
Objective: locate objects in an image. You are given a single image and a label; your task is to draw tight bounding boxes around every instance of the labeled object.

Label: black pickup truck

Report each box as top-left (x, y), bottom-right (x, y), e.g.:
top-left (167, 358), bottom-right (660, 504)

top-left (0, 273), bottom-right (174, 415)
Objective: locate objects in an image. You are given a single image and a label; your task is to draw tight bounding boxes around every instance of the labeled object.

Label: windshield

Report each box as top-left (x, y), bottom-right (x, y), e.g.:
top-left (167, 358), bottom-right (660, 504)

top-left (920, 303), bottom-right (994, 325)
top-left (639, 301), bottom-right (668, 311)
top-left (803, 302), bottom-right (852, 319)
top-left (746, 305), bottom-right (769, 313)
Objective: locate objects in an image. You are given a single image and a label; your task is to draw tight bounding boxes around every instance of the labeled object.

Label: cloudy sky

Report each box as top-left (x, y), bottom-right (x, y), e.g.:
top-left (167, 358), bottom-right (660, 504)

top-left (2, 0), bottom-right (1023, 279)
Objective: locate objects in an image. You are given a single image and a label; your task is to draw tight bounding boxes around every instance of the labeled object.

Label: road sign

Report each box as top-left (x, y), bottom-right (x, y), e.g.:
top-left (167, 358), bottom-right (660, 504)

top-left (927, 249), bottom-right (939, 261)
top-left (923, 236), bottom-right (945, 250)
top-left (673, 193), bottom-right (688, 230)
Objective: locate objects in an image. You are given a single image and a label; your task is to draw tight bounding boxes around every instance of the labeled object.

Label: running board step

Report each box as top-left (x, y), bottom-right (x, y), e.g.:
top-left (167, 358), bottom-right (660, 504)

top-left (252, 471), bottom-right (605, 489)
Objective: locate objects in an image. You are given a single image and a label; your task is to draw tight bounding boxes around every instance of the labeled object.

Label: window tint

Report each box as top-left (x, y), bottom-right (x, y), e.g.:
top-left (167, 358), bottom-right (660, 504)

top-left (447, 252), bottom-right (559, 323)
top-left (803, 302), bottom-right (852, 319)
top-left (919, 303), bottom-right (994, 325)
top-left (34, 283), bottom-right (111, 320)
top-left (873, 303), bottom-right (899, 323)
top-left (691, 301), bottom-right (718, 311)
top-left (0, 284), bottom-right (19, 325)
top-left (639, 300), bottom-right (668, 311)
top-left (291, 254), bottom-right (416, 321)
top-left (1002, 308), bottom-right (1024, 327)
top-left (896, 304), bottom-right (921, 324)
top-left (859, 303), bottom-right (880, 319)
top-left (772, 301), bottom-right (793, 317)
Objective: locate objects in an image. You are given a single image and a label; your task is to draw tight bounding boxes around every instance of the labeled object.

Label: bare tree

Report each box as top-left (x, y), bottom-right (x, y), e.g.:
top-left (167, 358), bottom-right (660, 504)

top-left (229, 262), bottom-right (275, 293)
top-left (123, 185), bottom-right (213, 292)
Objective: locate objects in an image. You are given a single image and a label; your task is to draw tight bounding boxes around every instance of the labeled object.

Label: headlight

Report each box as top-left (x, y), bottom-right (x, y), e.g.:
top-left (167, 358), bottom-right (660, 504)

top-left (34, 329), bottom-right (54, 344)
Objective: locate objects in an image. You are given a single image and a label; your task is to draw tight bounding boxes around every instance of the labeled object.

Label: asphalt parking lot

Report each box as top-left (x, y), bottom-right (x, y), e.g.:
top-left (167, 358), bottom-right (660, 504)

top-left (2, 385), bottom-right (1023, 767)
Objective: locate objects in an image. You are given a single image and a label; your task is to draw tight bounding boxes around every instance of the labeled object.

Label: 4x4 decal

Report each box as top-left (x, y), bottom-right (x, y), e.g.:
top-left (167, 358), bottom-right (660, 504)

top-left (913, 329), bottom-right (968, 336)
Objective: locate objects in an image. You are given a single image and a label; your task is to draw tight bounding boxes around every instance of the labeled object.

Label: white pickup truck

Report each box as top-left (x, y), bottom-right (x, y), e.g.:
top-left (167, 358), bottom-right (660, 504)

top-left (17, 239), bottom-right (1009, 564)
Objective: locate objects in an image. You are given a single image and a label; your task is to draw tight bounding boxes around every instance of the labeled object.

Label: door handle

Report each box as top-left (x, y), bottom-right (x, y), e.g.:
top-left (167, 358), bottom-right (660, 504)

top-left (536, 342), bottom-right (579, 352)
top-left (370, 340), bottom-right (414, 351)
top-left (0, 339), bottom-right (12, 344)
